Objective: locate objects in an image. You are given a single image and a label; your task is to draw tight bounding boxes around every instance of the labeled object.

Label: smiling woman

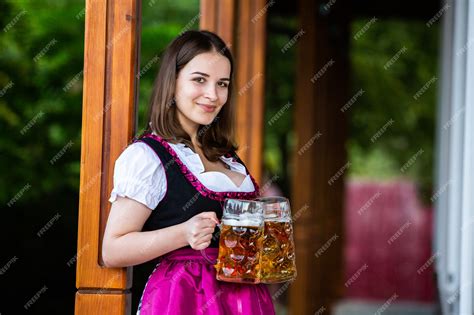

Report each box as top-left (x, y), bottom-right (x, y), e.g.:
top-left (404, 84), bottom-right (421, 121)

top-left (101, 31), bottom-right (275, 315)
top-left (146, 31), bottom-right (237, 162)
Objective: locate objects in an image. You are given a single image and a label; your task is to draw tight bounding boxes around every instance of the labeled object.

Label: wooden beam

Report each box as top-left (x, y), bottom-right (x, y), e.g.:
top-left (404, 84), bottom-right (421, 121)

top-left (75, 292), bottom-right (130, 314)
top-left (216, 0), bottom-right (235, 45)
top-left (289, 0), bottom-right (348, 313)
top-left (75, 0), bottom-right (140, 314)
top-left (200, 0), bottom-right (218, 32)
top-left (199, 0), bottom-right (266, 183)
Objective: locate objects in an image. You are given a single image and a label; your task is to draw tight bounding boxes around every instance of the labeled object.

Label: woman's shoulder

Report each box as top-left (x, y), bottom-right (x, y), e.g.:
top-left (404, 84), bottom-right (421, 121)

top-left (115, 141), bottom-right (162, 168)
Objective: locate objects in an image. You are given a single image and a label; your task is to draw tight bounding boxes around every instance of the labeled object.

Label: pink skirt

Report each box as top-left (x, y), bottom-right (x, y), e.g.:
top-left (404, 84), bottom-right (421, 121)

top-left (137, 248), bottom-right (275, 315)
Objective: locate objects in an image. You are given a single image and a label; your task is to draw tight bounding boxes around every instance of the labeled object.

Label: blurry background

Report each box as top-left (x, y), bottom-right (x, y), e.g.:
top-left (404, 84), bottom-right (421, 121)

top-left (0, 0), bottom-right (454, 314)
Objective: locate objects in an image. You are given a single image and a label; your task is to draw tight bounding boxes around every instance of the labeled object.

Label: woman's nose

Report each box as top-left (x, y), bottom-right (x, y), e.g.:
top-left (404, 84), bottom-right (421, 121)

top-left (204, 84), bottom-right (218, 101)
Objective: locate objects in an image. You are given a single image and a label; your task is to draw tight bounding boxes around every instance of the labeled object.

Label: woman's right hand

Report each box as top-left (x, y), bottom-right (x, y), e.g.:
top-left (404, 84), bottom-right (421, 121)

top-left (183, 212), bottom-right (219, 250)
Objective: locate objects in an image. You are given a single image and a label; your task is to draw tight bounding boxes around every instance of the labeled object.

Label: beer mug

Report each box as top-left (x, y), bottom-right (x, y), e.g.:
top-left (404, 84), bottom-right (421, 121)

top-left (256, 196), bottom-right (297, 283)
top-left (215, 199), bottom-right (264, 284)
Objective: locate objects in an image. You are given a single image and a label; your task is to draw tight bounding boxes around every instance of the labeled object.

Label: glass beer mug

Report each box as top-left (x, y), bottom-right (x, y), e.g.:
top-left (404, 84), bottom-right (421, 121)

top-left (215, 199), bottom-right (264, 284)
top-left (256, 196), bottom-right (297, 283)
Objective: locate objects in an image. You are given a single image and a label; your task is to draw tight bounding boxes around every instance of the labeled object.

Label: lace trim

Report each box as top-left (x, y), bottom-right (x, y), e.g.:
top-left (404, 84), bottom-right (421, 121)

top-left (139, 133), bottom-right (260, 201)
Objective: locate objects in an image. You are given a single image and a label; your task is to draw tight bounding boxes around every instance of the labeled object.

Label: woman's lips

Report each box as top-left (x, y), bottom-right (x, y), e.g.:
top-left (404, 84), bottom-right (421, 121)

top-left (197, 103), bottom-right (216, 113)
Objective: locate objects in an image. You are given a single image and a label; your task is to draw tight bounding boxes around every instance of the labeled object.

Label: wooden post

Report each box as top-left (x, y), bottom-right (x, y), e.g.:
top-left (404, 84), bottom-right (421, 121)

top-left (200, 0), bottom-right (267, 183)
top-left (289, 0), bottom-right (348, 313)
top-left (75, 0), bottom-right (140, 314)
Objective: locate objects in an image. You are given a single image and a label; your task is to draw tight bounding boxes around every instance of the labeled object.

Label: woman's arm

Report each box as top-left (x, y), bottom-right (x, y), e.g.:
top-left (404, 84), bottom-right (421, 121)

top-left (102, 196), bottom-right (218, 268)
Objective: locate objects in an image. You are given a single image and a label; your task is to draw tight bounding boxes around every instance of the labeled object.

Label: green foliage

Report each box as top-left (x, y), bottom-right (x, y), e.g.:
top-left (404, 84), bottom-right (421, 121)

top-left (348, 18), bottom-right (439, 199)
top-left (0, 0), bottom-right (199, 205)
top-left (0, 0), bottom-right (86, 204)
top-left (138, 0), bottom-right (200, 130)
top-left (263, 16), bottom-right (298, 196)
top-left (262, 17), bottom-right (438, 201)
top-left (0, 2), bottom-right (438, 207)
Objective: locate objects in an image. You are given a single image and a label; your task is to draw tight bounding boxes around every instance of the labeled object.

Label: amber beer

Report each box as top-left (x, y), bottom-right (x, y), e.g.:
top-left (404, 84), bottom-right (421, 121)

top-left (257, 197), bottom-right (297, 283)
top-left (215, 199), bottom-right (264, 284)
top-left (215, 219), bottom-right (264, 283)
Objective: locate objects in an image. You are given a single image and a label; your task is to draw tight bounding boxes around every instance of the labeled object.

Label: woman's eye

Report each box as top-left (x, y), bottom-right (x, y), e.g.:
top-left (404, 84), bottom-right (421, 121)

top-left (193, 77), bottom-right (205, 83)
top-left (218, 81), bottom-right (229, 88)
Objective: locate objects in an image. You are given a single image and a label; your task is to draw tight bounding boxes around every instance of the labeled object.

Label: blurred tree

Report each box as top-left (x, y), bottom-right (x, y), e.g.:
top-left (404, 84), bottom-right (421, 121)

top-left (0, 1), bottom-right (86, 204)
top-left (263, 15), bottom-right (298, 197)
top-left (348, 18), bottom-right (438, 201)
top-left (263, 17), bottom-right (438, 202)
top-left (0, 0), bottom-right (199, 204)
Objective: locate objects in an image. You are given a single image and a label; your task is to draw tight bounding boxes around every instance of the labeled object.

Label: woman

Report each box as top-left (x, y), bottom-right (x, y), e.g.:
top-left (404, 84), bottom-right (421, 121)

top-left (102, 30), bottom-right (275, 315)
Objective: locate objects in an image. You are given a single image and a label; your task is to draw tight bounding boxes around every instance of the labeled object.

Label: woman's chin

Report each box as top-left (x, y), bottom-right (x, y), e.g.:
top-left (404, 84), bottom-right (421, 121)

top-left (195, 116), bottom-right (216, 126)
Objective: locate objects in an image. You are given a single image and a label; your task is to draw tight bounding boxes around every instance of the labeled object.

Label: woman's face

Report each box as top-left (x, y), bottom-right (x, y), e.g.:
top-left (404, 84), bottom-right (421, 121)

top-left (174, 51), bottom-right (231, 134)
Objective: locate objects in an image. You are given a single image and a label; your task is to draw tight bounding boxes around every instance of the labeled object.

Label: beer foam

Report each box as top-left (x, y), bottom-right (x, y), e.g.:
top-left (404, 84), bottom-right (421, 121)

top-left (265, 217), bottom-right (291, 223)
top-left (222, 218), bottom-right (261, 227)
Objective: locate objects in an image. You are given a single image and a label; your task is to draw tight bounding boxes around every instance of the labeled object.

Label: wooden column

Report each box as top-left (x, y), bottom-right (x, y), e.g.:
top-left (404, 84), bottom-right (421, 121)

top-left (289, 0), bottom-right (348, 313)
top-left (200, 0), bottom-right (267, 183)
top-left (75, 0), bottom-right (140, 314)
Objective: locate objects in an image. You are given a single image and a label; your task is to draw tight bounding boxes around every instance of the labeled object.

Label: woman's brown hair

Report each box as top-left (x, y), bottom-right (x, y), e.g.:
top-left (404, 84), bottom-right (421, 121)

top-left (145, 30), bottom-right (237, 162)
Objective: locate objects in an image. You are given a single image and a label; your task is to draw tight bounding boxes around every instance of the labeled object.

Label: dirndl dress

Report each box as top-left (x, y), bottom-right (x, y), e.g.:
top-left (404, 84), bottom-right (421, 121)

top-left (137, 248), bottom-right (275, 315)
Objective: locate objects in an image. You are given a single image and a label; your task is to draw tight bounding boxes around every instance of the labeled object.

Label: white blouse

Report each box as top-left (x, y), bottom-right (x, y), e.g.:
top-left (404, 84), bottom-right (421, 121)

top-left (108, 141), bottom-right (255, 210)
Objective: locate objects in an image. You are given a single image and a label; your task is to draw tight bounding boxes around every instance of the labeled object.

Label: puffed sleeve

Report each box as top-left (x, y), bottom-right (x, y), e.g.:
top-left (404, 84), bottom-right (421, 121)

top-left (108, 141), bottom-right (166, 210)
